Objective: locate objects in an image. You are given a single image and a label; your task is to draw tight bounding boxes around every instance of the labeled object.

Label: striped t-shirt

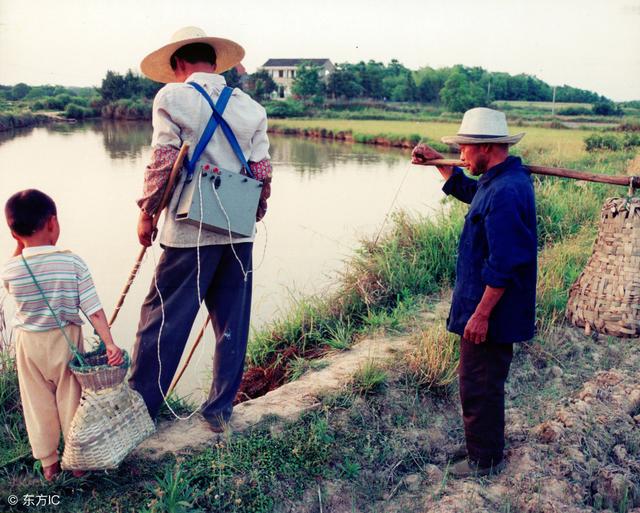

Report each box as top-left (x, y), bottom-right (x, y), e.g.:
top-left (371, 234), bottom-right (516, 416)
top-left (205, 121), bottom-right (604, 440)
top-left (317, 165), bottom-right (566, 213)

top-left (1, 246), bottom-right (102, 332)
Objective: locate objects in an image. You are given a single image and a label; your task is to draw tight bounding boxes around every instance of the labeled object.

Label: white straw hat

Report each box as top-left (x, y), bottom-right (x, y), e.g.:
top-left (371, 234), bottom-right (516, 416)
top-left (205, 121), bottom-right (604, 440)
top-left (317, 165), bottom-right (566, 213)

top-left (140, 26), bottom-right (245, 83)
top-left (441, 107), bottom-right (525, 145)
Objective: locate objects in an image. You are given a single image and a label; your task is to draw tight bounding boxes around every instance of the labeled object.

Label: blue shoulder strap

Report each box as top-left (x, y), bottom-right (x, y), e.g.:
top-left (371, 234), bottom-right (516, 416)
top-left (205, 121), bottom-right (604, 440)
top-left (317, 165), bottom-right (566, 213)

top-left (184, 84), bottom-right (233, 180)
top-left (187, 82), bottom-right (255, 179)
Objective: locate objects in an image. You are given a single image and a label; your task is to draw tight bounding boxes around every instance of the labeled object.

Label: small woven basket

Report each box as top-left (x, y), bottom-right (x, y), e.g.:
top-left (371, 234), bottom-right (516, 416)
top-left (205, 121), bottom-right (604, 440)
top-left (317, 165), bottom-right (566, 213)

top-left (62, 344), bottom-right (155, 470)
top-left (69, 344), bottom-right (129, 391)
top-left (566, 196), bottom-right (640, 337)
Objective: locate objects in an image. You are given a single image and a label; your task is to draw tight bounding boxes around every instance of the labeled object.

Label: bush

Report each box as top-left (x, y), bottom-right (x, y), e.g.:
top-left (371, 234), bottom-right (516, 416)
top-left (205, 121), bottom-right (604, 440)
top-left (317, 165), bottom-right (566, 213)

top-left (265, 99), bottom-right (306, 118)
top-left (46, 93), bottom-right (74, 110)
top-left (557, 106), bottom-right (592, 116)
top-left (64, 103), bottom-right (98, 119)
top-left (101, 98), bottom-right (152, 120)
top-left (585, 132), bottom-right (640, 152)
top-left (585, 133), bottom-right (621, 151)
top-left (592, 101), bottom-right (623, 116)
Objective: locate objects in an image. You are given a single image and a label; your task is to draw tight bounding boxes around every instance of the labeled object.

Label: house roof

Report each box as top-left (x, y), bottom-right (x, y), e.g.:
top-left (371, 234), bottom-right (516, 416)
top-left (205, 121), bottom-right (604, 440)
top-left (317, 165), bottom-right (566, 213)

top-left (262, 58), bottom-right (332, 67)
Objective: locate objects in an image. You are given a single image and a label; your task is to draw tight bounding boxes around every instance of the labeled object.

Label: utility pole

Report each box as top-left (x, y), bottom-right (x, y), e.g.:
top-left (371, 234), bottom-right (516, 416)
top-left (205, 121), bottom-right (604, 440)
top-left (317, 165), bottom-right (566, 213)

top-left (552, 85), bottom-right (557, 116)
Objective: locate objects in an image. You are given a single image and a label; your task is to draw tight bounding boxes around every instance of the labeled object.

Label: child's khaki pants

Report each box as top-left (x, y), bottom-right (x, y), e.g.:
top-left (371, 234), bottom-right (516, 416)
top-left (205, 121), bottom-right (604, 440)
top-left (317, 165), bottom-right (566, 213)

top-left (15, 325), bottom-right (82, 467)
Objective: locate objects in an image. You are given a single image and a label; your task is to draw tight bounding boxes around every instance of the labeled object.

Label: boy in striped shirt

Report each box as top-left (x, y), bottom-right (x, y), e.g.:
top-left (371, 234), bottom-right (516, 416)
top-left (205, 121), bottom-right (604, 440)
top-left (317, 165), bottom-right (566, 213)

top-left (2, 189), bottom-right (124, 481)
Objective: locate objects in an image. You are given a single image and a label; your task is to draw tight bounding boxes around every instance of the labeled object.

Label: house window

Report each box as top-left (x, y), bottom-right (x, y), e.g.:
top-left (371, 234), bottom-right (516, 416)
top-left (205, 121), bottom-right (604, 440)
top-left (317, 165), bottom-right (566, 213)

top-left (279, 70), bottom-right (284, 78)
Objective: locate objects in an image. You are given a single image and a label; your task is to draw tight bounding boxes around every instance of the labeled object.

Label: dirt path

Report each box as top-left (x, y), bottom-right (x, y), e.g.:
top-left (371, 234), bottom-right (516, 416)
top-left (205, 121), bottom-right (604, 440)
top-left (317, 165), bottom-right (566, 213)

top-left (137, 332), bottom-right (416, 458)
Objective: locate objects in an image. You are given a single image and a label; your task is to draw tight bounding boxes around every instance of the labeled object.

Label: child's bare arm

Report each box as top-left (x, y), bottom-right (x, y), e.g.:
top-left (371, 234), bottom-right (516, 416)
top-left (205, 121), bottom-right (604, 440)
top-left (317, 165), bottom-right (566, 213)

top-left (88, 309), bottom-right (124, 366)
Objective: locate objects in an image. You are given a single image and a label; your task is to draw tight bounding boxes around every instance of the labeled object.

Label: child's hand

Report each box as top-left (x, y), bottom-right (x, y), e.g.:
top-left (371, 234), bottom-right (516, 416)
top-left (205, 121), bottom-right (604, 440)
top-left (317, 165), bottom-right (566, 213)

top-left (105, 344), bottom-right (124, 366)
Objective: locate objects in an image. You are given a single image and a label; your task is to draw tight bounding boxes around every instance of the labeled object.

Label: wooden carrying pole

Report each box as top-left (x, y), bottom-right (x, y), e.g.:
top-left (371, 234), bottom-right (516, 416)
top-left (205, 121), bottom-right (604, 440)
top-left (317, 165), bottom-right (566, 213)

top-left (420, 158), bottom-right (640, 188)
top-left (108, 144), bottom-right (190, 327)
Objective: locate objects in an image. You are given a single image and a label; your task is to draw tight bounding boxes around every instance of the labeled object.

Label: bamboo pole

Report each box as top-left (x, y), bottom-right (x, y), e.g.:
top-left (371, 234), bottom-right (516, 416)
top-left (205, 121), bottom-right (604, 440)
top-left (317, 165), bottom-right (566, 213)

top-left (108, 144), bottom-right (190, 327)
top-left (167, 316), bottom-right (210, 396)
top-left (418, 158), bottom-right (640, 187)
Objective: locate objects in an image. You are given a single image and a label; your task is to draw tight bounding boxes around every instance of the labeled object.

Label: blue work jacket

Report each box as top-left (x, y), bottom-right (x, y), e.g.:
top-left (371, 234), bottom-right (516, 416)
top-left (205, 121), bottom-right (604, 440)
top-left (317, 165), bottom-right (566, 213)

top-left (442, 156), bottom-right (537, 343)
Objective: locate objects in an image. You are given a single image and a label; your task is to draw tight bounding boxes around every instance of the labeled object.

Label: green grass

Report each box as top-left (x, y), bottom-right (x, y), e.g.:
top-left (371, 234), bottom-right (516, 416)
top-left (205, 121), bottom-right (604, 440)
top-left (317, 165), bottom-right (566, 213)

top-left (270, 118), bottom-right (597, 161)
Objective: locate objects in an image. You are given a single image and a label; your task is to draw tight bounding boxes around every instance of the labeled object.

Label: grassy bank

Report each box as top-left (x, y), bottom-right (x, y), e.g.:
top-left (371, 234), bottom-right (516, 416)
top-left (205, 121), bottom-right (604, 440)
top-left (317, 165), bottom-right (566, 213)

top-left (1, 130), bottom-right (638, 510)
top-left (0, 111), bottom-right (53, 131)
top-left (268, 118), bottom-right (600, 161)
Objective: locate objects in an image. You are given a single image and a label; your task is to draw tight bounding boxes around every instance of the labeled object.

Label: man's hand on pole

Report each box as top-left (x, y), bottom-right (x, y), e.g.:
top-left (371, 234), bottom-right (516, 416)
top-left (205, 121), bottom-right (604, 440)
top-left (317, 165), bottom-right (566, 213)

top-left (137, 211), bottom-right (155, 247)
top-left (411, 143), bottom-right (455, 180)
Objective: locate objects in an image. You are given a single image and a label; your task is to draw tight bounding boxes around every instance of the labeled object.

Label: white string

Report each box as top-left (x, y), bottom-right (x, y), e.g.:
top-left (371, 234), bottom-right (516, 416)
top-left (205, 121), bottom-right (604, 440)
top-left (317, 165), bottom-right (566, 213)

top-left (373, 163), bottom-right (412, 245)
top-left (210, 178), bottom-right (269, 280)
top-left (153, 171), bottom-right (269, 421)
top-left (154, 175), bottom-right (209, 421)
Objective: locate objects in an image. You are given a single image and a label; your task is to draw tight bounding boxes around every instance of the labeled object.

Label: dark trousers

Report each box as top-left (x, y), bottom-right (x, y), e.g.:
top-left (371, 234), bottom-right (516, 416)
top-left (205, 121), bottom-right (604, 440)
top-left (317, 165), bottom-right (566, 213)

top-left (458, 337), bottom-right (513, 467)
top-left (129, 243), bottom-right (253, 422)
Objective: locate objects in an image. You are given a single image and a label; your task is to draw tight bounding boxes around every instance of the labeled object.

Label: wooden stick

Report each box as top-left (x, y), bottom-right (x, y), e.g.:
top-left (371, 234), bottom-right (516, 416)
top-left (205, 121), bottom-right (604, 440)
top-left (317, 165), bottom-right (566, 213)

top-left (167, 315), bottom-right (210, 396)
top-left (419, 158), bottom-right (640, 187)
top-left (108, 144), bottom-right (190, 327)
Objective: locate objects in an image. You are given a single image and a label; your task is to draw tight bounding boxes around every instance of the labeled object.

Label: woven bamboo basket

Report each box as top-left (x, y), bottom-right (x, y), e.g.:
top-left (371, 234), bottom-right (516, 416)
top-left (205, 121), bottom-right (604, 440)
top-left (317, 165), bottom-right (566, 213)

top-left (566, 196), bottom-right (640, 337)
top-left (61, 346), bottom-right (155, 470)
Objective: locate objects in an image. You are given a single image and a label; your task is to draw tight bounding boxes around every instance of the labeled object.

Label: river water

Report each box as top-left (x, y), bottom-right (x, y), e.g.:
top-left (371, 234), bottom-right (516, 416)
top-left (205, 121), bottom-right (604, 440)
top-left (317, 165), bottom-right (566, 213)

top-left (0, 120), bottom-right (444, 397)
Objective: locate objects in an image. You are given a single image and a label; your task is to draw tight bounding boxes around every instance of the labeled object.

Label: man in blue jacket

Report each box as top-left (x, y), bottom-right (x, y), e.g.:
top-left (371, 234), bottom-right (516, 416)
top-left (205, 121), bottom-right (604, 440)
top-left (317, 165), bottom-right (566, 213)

top-left (412, 107), bottom-right (537, 477)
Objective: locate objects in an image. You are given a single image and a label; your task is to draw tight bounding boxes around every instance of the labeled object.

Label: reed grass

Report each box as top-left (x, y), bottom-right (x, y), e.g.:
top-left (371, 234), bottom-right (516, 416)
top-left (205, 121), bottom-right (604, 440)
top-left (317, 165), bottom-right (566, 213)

top-left (404, 323), bottom-right (459, 390)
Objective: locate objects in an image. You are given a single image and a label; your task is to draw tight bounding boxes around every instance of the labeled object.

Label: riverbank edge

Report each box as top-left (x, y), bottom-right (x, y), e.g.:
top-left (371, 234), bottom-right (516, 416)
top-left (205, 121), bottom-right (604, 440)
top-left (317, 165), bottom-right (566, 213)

top-left (267, 123), bottom-right (452, 153)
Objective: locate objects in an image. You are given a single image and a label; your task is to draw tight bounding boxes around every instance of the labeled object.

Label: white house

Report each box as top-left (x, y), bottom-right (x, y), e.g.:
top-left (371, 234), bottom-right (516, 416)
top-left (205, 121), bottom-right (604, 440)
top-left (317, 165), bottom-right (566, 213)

top-left (261, 58), bottom-right (334, 98)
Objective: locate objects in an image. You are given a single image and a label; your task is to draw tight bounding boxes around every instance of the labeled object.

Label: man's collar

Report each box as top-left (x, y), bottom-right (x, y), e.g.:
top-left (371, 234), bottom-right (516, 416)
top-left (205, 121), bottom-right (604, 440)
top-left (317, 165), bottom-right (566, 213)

top-left (185, 72), bottom-right (227, 88)
top-left (478, 156), bottom-right (522, 185)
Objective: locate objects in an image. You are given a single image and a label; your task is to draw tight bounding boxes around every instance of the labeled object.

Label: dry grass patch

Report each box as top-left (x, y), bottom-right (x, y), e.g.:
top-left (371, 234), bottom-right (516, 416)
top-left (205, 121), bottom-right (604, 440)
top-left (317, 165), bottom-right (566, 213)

top-left (405, 323), bottom-right (459, 390)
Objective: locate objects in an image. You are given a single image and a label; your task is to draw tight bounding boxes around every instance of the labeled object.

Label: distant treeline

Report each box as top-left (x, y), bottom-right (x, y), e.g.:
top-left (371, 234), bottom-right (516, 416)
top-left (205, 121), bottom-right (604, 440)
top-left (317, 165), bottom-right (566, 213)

top-left (0, 61), bottom-right (631, 124)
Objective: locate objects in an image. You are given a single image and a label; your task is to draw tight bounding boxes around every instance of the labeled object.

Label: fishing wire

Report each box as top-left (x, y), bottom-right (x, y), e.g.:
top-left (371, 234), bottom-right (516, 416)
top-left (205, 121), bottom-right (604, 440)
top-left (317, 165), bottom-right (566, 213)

top-left (154, 175), bottom-right (209, 421)
top-left (372, 162), bottom-right (413, 245)
top-left (154, 171), bottom-right (269, 421)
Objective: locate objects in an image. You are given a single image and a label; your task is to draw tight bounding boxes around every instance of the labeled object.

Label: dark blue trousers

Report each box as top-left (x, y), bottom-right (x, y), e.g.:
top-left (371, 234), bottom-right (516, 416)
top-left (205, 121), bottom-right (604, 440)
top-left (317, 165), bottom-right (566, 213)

top-left (129, 243), bottom-right (253, 422)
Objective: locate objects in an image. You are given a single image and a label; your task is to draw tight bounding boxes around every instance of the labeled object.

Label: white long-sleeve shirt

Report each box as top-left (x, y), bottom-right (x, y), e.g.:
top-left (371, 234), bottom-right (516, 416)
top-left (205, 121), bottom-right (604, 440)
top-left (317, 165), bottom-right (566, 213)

top-left (146, 72), bottom-right (270, 247)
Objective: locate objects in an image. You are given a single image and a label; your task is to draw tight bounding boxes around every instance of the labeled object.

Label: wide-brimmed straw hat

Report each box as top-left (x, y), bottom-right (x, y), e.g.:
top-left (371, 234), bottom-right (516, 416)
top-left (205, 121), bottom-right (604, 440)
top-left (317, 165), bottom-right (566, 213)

top-left (140, 26), bottom-right (245, 83)
top-left (441, 107), bottom-right (525, 145)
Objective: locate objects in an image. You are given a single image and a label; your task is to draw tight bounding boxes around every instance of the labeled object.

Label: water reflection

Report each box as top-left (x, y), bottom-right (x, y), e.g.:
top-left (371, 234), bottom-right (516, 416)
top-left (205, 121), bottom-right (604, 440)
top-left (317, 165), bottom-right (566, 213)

top-left (92, 120), bottom-right (151, 161)
top-left (270, 135), bottom-right (406, 175)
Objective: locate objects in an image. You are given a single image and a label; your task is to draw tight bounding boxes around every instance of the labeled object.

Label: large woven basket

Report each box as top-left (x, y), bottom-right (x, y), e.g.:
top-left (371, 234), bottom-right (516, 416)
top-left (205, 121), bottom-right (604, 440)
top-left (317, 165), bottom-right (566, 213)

top-left (62, 346), bottom-right (155, 470)
top-left (566, 196), bottom-right (640, 337)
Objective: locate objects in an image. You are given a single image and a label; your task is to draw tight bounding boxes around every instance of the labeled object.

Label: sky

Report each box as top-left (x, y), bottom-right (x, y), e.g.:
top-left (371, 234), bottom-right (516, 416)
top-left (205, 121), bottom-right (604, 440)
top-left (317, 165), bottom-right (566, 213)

top-left (1, 0), bottom-right (639, 101)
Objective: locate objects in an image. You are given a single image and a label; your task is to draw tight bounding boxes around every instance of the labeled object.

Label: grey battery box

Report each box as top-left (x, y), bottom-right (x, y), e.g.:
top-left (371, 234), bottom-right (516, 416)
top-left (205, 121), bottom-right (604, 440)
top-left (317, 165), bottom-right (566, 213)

top-left (175, 166), bottom-right (262, 237)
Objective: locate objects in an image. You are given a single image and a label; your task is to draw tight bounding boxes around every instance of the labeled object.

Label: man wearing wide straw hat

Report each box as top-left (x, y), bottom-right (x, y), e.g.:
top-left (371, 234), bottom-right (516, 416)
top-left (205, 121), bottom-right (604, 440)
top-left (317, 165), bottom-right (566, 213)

top-left (129, 27), bottom-right (272, 432)
top-left (412, 107), bottom-right (537, 477)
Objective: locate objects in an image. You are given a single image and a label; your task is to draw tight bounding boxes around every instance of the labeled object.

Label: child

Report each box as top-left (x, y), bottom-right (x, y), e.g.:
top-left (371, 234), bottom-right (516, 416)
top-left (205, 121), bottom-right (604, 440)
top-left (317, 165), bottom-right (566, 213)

top-left (1, 189), bottom-right (124, 481)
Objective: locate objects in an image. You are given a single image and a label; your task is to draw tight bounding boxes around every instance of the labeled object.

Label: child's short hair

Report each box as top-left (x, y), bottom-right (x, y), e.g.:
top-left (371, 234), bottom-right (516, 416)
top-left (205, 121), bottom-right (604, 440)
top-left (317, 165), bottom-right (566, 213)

top-left (5, 189), bottom-right (57, 236)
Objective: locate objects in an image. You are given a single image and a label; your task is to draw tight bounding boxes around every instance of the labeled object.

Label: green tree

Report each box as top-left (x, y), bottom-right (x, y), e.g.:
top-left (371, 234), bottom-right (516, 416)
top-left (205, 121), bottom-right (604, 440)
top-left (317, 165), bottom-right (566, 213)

top-left (291, 62), bottom-right (325, 100)
top-left (100, 71), bottom-right (128, 101)
top-left (440, 71), bottom-right (486, 112)
top-left (327, 66), bottom-right (363, 99)
top-left (592, 100), bottom-right (623, 116)
top-left (414, 67), bottom-right (447, 103)
top-left (11, 83), bottom-right (31, 100)
top-left (244, 70), bottom-right (276, 101)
